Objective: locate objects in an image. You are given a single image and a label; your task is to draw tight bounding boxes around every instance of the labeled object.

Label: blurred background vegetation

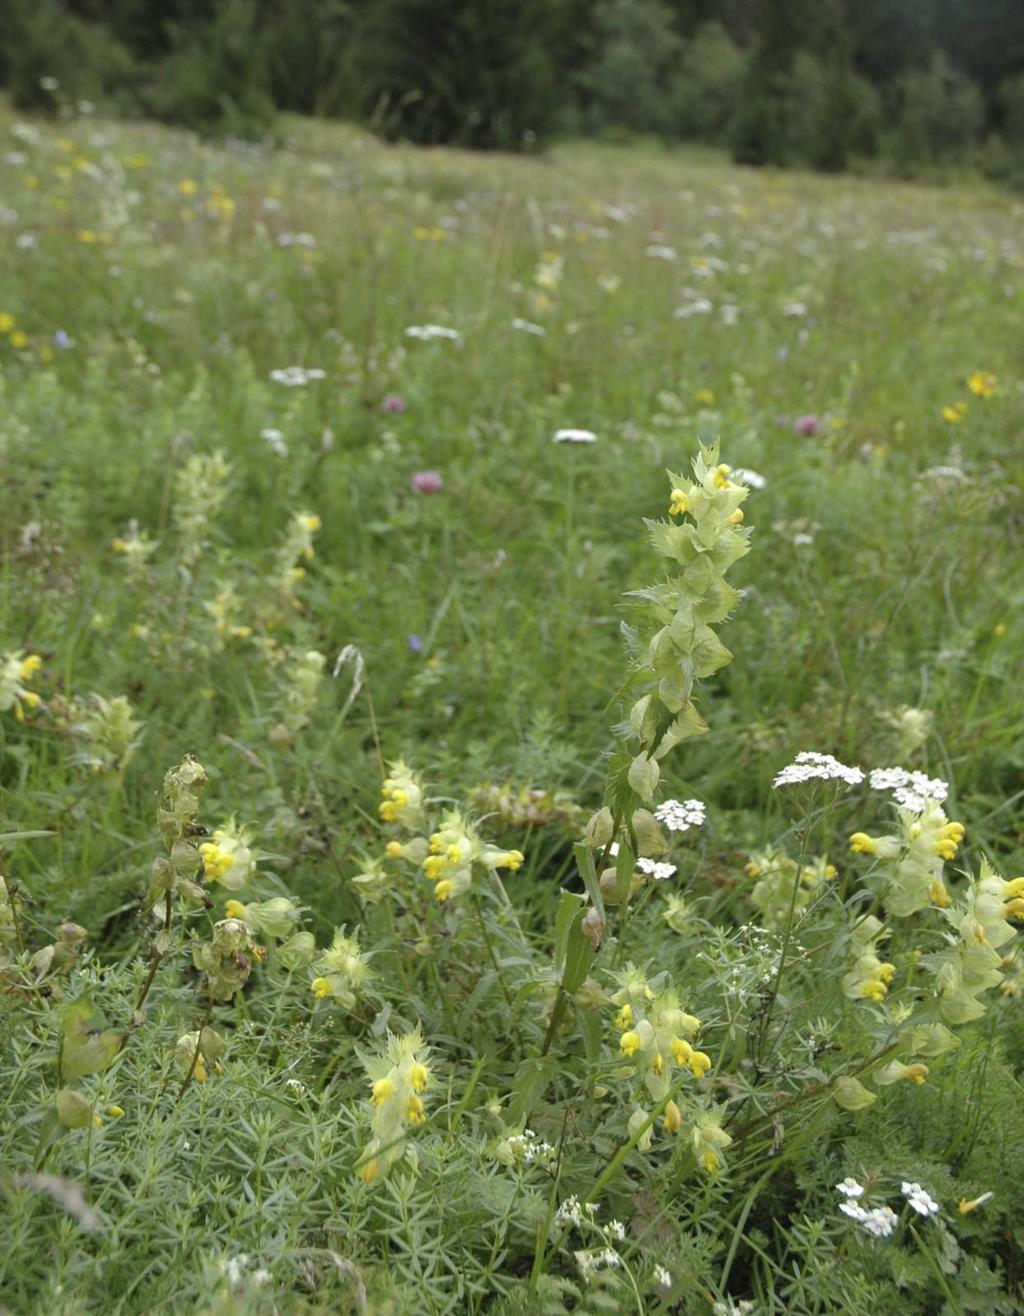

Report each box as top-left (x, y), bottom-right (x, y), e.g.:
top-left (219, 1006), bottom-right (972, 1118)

top-left (3, 0), bottom-right (1024, 183)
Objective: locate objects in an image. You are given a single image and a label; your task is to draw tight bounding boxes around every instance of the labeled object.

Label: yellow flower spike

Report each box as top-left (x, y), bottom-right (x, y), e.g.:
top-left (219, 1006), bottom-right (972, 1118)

top-left (671, 1037), bottom-right (693, 1066)
top-left (358, 1157), bottom-right (380, 1185)
top-left (410, 1063), bottom-right (429, 1092)
top-left (687, 1050), bottom-right (712, 1078)
top-left (614, 1003), bottom-right (633, 1031)
top-left (712, 463), bottom-right (732, 488)
top-left (849, 832), bottom-right (878, 854)
top-left (669, 488), bottom-right (689, 516)
top-left (385, 841), bottom-right (404, 858)
top-left (663, 1100), bottom-right (682, 1133)
top-left (106, 1105), bottom-right (125, 1119)
top-left (620, 1030), bottom-right (641, 1057)
top-left (929, 880), bottom-right (952, 908)
top-left (407, 1094), bottom-right (426, 1124)
top-left (370, 1078), bottom-right (393, 1106)
top-left (434, 880), bottom-right (454, 902)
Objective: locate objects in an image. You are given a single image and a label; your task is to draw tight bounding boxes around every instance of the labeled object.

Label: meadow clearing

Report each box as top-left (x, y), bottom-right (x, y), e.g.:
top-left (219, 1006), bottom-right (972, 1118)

top-left (1, 104), bottom-right (1023, 1314)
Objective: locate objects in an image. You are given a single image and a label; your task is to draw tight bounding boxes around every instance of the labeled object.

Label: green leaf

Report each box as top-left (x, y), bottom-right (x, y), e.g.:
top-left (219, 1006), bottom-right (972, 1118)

top-left (554, 890), bottom-right (584, 971)
top-left (562, 914), bottom-right (595, 995)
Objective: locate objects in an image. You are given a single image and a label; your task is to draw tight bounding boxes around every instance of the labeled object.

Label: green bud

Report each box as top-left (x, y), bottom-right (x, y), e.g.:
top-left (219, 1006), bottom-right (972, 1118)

top-left (56, 1088), bottom-right (96, 1129)
top-left (832, 1076), bottom-right (877, 1111)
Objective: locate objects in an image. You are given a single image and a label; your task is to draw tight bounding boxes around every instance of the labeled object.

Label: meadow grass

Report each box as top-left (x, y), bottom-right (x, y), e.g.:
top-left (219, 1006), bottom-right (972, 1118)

top-left (0, 105), bottom-right (1022, 1314)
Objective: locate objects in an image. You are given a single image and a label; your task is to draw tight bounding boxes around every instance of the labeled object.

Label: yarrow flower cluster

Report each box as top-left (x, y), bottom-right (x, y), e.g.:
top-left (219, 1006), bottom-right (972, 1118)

top-left (773, 751), bottom-right (865, 789)
top-left (404, 324), bottom-right (460, 341)
top-left (269, 365), bottom-right (326, 386)
top-left (496, 1127), bottom-right (555, 1167)
top-left (654, 797), bottom-right (705, 832)
top-left (869, 767), bottom-right (948, 813)
top-left (840, 1201), bottom-right (899, 1238)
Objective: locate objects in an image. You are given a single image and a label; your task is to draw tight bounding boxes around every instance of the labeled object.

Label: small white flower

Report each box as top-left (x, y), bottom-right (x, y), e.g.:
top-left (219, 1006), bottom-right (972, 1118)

top-left (555, 1195), bottom-right (584, 1228)
top-left (553, 428), bottom-right (597, 444)
top-left (404, 324), bottom-right (460, 342)
top-left (836, 1177), bottom-right (865, 1198)
top-left (731, 467), bottom-right (766, 489)
top-left (674, 298), bottom-right (713, 318)
top-left (839, 1201), bottom-right (867, 1221)
top-left (260, 427), bottom-right (288, 457)
top-left (636, 858), bottom-right (677, 881)
top-left (607, 1219), bottom-right (626, 1241)
top-left (792, 532), bottom-right (815, 546)
top-left (645, 244), bottom-right (677, 261)
top-left (511, 317), bottom-right (546, 336)
top-left (654, 1264), bottom-right (672, 1289)
top-left (655, 798), bottom-right (706, 832)
top-left (772, 752), bottom-right (864, 789)
top-left (860, 1206), bottom-right (898, 1238)
top-left (269, 366), bottom-right (326, 387)
top-left (902, 1182), bottom-right (940, 1217)
top-left (869, 767), bottom-right (948, 813)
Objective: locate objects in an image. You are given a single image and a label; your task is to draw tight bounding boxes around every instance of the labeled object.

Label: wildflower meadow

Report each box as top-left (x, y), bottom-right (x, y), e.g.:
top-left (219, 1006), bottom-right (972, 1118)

top-left (1, 103), bottom-right (1022, 1315)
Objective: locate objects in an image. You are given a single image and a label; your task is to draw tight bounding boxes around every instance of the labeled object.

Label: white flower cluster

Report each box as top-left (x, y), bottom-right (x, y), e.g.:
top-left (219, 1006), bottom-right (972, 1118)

top-left (636, 857), bottom-right (677, 881)
top-left (575, 1248), bottom-right (621, 1283)
top-left (839, 1201), bottom-right (899, 1237)
top-left (510, 317), bottom-right (546, 336)
top-left (504, 1128), bottom-right (554, 1164)
top-left (554, 1195), bottom-right (597, 1228)
top-left (404, 324), bottom-right (460, 341)
top-left (713, 1301), bottom-right (755, 1316)
top-left (654, 1264), bottom-right (672, 1290)
top-left (869, 767), bottom-right (948, 813)
top-left (553, 428), bottom-right (597, 444)
top-left (655, 798), bottom-right (706, 832)
top-left (901, 1181), bottom-right (940, 1217)
top-left (269, 366), bottom-right (325, 387)
top-left (773, 752), bottom-right (865, 789)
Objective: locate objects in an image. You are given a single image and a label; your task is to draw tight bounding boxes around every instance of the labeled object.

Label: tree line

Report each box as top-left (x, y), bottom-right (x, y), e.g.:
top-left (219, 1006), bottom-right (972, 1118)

top-left (3, 0), bottom-right (1024, 178)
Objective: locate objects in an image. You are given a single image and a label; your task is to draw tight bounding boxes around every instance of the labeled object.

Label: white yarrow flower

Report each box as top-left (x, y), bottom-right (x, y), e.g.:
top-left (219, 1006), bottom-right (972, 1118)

top-left (654, 1264), bottom-right (672, 1289)
top-left (773, 752), bottom-right (864, 789)
top-left (901, 1182), bottom-right (940, 1217)
top-left (655, 798), bottom-right (706, 832)
top-left (869, 767), bottom-right (948, 813)
top-left (404, 324), bottom-right (460, 342)
top-left (636, 858), bottom-right (677, 881)
top-left (836, 1177), bottom-right (865, 1198)
top-left (553, 428), bottom-right (598, 444)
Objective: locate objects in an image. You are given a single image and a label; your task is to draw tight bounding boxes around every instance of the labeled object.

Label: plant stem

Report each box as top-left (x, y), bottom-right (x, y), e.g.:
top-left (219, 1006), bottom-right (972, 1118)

top-left (177, 997), bottom-right (214, 1098)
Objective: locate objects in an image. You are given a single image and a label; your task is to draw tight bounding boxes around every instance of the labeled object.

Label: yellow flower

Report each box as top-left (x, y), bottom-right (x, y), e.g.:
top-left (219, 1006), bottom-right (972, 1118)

top-left (311, 977), bottom-right (332, 998)
top-left (0, 313), bottom-right (14, 333)
top-left (410, 1063), bottom-right (430, 1092)
top-left (669, 488), bottom-right (688, 516)
top-left (614, 1003), bottom-right (633, 1031)
top-left (10, 330), bottom-right (28, 349)
top-left (663, 1099), bottom-right (682, 1133)
top-left (77, 229), bottom-right (98, 244)
top-left (358, 1156), bottom-right (380, 1184)
top-left (106, 1105), bottom-right (125, 1118)
top-left (849, 833), bottom-right (878, 854)
top-left (695, 388), bottom-right (715, 406)
top-left (712, 463), bottom-right (732, 489)
top-left (407, 1094), bottom-right (426, 1123)
top-left (620, 1030), bottom-right (641, 1057)
top-left (434, 879), bottom-right (454, 902)
top-left (178, 179), bottom-right (198, 196)
top-left (199, 841), bottom-right (236, 881)
top-left (942, 401), bottom-right (967, 423)
top-left (371, 1078), bottom-right (393, 1106)
top-left (958, 1192), bottom-right (994, 1214)
top-left (686, 1049), bottom-right (712, 1078)
top-left (967, 370), bottom-right (996, 398)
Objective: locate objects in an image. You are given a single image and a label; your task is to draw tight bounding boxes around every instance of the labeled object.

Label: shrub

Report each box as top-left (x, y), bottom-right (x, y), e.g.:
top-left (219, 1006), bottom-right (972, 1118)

top-left (143, 0), bottom-right (275, 139)
top-left (575, 0), bottom-right (684, 137)
top-left (889, 51), bottom-right (985, 170)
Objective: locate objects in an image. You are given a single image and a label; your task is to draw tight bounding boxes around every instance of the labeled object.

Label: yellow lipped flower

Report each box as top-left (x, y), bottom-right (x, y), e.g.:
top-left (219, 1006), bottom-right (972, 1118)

top-left (967, 370), bottom-right (996, 398)
top-left (668, 488), bottom-right (688, 516)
